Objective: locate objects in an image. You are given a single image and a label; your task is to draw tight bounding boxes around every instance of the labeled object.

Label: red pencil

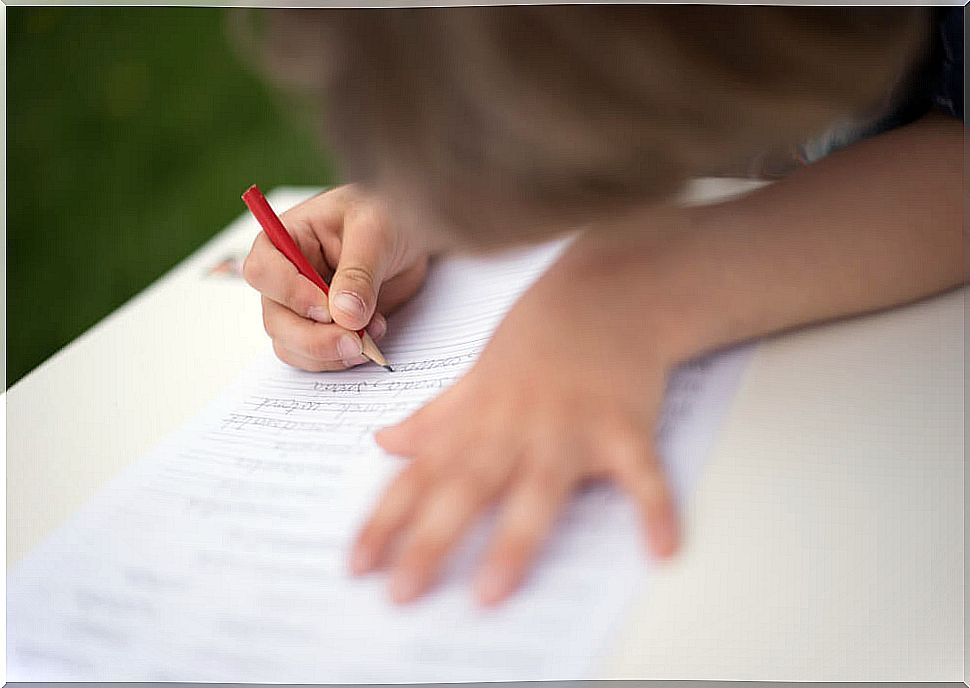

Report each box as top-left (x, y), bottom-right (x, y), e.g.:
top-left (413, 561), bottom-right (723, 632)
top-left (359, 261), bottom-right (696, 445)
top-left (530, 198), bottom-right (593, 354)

top-left (242, 185), bottom-right (392, 372)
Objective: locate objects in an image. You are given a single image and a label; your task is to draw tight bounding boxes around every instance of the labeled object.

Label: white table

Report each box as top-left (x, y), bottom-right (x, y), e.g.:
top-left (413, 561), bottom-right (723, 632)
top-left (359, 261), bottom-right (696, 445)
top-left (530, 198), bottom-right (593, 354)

top-left (6, 183), bottom-right (964, 683)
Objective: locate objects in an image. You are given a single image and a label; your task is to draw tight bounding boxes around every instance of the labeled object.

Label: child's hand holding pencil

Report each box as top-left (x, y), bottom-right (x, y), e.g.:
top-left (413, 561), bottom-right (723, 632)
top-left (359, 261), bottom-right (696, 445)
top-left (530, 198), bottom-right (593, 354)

top-left (242, 185), bottom-right (431, 371)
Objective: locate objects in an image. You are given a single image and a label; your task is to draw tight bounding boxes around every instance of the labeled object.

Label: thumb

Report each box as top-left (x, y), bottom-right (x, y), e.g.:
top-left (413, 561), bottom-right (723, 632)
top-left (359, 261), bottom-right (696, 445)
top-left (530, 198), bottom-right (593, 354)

top-left (329, 206), bottom-right (392, 331)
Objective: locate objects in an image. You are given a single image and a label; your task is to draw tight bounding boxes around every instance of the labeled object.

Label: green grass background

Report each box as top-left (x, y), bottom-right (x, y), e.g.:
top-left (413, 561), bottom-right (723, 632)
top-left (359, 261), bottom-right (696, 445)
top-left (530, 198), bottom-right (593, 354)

top-left (8, 7), bottom-right (335, 387)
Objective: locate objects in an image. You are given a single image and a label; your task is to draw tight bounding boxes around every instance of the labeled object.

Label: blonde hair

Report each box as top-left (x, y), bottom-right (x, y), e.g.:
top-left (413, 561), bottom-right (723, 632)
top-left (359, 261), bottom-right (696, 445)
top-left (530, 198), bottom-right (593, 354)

top-left (253, 6), bottom-right (930, 246)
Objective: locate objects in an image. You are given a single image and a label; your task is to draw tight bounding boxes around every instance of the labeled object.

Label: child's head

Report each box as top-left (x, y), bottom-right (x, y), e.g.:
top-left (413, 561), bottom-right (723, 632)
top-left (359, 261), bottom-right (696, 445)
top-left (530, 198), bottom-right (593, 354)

top-left (258, 6), bottom-right (929, 248)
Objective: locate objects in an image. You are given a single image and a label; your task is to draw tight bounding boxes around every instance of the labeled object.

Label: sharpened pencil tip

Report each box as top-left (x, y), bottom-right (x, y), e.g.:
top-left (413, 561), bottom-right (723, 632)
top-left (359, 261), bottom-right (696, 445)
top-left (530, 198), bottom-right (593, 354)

top-left (382, 364), bottom-right (395, 373)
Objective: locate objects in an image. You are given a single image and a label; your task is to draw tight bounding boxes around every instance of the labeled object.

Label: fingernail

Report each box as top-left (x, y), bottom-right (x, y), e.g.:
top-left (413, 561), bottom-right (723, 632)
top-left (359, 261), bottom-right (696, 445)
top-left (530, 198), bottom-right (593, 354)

top-left (337, 334), bottom-right (362, 361)
top-left (375, 423), bottom-right (402, 444)
top-left (333, 291), bottom-right (366, 321)
top-left (475, 564), bottom-right (512, 605)
top-left (350, 545), bottom-right (373, 574)
top-left (341, 355), bottom-right (368, 368)
top-left (389, 569), bottom-right (421, 603)
top-left (649, 517), bottom-right (679, 559)
top-left (366, 313), bottom-right (387, 341)
top-left (307, 304), bottom-right (331, 323)
top-left (373, 428), bottom-right (394, 450)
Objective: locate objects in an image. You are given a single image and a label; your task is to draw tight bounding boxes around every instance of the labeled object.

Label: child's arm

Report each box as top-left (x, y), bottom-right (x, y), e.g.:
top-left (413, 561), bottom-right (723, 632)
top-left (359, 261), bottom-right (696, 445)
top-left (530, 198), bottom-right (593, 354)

top-left (352, 112), bottom-right (964, 606)
top-left (659, 111), bottom-right (964, 361)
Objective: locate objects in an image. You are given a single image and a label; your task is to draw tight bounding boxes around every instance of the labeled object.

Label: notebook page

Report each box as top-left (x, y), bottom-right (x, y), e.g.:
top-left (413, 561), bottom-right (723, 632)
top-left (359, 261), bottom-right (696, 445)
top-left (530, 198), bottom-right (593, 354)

top-left (7, 237), bottom-right (753, 682)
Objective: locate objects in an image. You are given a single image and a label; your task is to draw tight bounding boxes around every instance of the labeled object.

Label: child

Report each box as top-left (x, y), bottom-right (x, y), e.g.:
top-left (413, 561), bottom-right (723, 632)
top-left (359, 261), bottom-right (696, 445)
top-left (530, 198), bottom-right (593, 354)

top-left (241, 6), bottom-right (964, 606)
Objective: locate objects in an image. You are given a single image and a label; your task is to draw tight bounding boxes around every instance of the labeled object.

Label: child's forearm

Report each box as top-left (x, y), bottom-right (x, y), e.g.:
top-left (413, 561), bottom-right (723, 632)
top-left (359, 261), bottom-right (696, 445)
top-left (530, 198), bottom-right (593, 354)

top-left (636, 112), bottom-right (965, 362)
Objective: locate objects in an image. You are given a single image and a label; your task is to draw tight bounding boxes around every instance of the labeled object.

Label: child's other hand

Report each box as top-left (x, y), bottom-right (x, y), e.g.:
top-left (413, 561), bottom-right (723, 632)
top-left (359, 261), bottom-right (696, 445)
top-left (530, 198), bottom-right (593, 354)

top-left (243, 185), bottom-right (430, 370)
top-left (351, 230), bottom-right (684, 605)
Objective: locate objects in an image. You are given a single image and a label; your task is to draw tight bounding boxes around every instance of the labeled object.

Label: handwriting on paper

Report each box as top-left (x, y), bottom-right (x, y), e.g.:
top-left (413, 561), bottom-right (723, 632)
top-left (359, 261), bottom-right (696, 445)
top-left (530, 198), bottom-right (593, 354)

top-left (8, 235), bottom-right (753, 683)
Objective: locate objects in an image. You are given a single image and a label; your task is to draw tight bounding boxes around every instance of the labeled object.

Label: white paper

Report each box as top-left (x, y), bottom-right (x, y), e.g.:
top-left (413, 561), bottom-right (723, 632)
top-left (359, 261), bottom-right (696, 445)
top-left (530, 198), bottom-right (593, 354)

top-left (7, 238), bottom-right (752, 683)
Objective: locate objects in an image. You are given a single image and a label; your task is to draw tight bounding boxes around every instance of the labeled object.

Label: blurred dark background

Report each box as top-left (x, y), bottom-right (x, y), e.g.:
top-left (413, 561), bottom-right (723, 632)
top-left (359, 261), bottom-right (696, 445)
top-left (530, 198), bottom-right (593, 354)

top-left (8, 7), bottom-right (336, 387)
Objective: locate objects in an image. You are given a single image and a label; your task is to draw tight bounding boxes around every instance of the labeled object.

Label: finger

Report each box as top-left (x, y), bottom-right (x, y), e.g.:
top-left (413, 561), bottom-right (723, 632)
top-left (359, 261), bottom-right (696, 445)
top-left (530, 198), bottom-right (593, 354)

top-left (280, 185), bottom-right (355, 246)
top-left (473, 463), bottom-right (573, 606)
top-left (375, 257), bottom-right (430, 315)
top-left (375, 376), bottom-right (474, 456)
top-left (374, 410), bottom-right (428, 457)
top-left (244, 233), bottom-right (332, 323)
top-left (388, 470), bottom-right (506, 604)
top-left (349, 459), bottom-right (437, 575)
top-left (607, 432), bottom-right (679, 560)
top-left (329, 201), bottom-right (394, 331)
top-left (278, 186), bottom-right (356, 271)
top-left (262, 296), bottom-right (364, 364)
top-left (272, 340), bottom-right (365, 373)
top-left (365, 312), bottom-right (388, 342)
top-left (375, 393), bottom-right (452, 457)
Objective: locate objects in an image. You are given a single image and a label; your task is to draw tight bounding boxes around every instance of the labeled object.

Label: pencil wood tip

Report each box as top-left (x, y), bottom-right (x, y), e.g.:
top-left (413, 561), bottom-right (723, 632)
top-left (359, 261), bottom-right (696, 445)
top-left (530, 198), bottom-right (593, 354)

top-left (360, 331), bottom-right (392, 371)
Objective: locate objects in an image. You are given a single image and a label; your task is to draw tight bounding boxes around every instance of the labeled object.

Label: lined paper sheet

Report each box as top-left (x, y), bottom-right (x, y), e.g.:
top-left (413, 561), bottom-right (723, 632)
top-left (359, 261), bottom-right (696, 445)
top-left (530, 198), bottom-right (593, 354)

top-left (8, 237), bottom-right (753, 683)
